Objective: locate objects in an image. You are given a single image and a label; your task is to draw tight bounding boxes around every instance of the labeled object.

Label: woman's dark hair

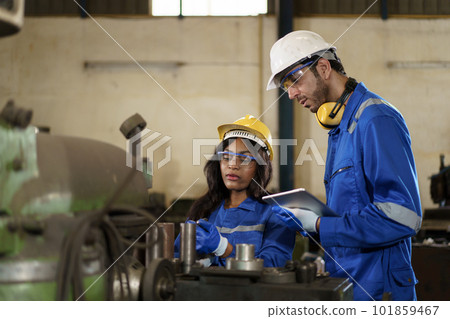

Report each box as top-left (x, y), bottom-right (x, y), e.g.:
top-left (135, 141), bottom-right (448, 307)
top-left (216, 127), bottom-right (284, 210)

top-left (187, 138), bottom-right (272, 221)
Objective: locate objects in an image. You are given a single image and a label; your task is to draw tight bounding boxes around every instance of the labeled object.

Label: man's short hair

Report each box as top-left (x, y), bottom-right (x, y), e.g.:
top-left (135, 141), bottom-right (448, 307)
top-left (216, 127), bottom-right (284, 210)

top-left (309, 56), bottom-right (346, 76)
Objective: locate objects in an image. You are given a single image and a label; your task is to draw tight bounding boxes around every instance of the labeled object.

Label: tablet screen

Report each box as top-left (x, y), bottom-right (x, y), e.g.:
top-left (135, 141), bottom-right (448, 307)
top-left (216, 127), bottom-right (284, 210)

top-left (262, 188), bottom-right (338, 217)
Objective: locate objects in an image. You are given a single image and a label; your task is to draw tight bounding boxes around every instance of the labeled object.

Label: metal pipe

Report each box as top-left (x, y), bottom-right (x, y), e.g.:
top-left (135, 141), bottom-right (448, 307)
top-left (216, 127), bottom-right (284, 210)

top-left (145, 225), bottom-right (163, 266)
top-left (179, 223), bottom-right (196, 274)
top-left (158, 223), bottom-right (174, 259)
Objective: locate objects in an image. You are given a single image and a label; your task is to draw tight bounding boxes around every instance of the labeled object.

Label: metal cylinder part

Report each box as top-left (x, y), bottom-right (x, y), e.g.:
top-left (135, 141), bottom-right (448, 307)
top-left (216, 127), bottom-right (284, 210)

top-left (226, 244), bottom-right (264, 271)
top-left (158, 223), bottom-right (174, 259)
top-left (145, 223), bottom-right (175, 266)
top-left (235, 244), bottom-right (255, 261)
top-left (314, 256), bottom-right (325, 275)
top-left (295, 261), bottom-right (317, 283)
top-left (145, 225), bottom-right (163, 266)
top-left (180, 223), bottom-right (196, 274)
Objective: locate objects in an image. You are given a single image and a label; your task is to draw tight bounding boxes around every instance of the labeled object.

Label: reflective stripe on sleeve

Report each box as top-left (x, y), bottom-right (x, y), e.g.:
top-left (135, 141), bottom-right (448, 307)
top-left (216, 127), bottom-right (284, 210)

top-left (348, 98), bottom-right (394, 134)
top-left (374, 202), bottom-right (422, 233)
top-left (216, 224), bottom-right (265, 234)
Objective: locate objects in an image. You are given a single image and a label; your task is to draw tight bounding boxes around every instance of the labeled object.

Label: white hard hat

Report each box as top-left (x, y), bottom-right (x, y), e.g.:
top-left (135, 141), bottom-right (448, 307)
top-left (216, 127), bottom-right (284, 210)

top-left (266, 30), bottom-right (336, 90)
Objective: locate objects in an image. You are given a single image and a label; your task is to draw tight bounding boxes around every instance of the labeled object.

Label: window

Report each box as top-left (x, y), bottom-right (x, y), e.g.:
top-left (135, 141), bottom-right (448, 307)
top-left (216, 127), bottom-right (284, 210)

top-left (152, 0), bottom-right (267, 16)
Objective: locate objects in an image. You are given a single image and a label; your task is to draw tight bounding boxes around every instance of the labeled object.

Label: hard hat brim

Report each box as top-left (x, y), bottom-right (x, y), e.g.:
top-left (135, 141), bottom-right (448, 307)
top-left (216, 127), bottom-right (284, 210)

top-left (266, 73), bottom-right (278, 91)
top-left (217, 123), bottom-right (273, 161)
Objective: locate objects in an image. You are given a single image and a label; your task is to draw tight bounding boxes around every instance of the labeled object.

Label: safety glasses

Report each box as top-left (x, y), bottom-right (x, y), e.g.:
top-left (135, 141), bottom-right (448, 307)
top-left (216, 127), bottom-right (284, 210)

top-left (217, 151), bottom-right (256, 167)
top-left (279, 61), bottom-right (313, 92)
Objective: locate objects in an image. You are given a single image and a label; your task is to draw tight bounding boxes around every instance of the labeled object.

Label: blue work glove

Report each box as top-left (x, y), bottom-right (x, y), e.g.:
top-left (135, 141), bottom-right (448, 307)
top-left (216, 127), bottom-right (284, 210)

top-left (277, 207), bottom-right (319, 234)
top-left (187, 220), bottom-right (228, 256)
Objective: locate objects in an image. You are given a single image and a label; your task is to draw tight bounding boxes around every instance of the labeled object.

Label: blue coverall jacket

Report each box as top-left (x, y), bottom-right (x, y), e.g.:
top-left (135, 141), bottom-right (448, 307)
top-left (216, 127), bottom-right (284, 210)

top-left (319, 82), bottom-right (422, 301)
top-left (175, 197), bottom-right (296, 268)
top-left (208, 197), bottom-right (296, 267)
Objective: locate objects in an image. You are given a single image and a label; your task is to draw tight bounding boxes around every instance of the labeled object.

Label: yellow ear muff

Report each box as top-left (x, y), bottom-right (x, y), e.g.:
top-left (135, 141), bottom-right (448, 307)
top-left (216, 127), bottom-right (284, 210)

top-left (315, 77), bottom-right (358, 130)
top-left (315, 102), bottom-right (345, 130)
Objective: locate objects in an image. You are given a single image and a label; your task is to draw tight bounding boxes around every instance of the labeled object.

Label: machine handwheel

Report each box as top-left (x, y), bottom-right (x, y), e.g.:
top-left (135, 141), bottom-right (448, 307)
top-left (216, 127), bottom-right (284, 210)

top-left (141, 258), bottom-right (176, 301)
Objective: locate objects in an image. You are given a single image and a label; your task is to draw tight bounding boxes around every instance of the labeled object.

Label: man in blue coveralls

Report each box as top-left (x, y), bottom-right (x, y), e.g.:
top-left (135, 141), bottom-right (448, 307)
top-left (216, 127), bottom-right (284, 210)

top-left (267, 30), bottom-right (422, 301)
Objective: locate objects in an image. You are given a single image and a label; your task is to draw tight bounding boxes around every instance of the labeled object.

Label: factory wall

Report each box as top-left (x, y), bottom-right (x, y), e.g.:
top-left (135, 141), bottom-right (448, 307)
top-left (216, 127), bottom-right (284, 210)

top-left (0, 16), bottom-right (448, 212)
top-left (0, 16), bottom-right (279, 207)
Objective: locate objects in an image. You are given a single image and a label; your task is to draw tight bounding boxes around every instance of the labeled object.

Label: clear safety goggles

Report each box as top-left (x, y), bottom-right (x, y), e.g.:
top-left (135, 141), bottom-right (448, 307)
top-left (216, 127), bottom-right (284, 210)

top-left (279, 61), bottom-right (313, 92)
top-left (217, 151), bottom-right (256, 167)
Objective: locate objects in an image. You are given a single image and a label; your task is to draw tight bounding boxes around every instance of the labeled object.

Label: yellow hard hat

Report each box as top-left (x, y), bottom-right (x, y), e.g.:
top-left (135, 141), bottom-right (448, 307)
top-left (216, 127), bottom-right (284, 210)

top-left (217, 114), bottom-right (273, 160)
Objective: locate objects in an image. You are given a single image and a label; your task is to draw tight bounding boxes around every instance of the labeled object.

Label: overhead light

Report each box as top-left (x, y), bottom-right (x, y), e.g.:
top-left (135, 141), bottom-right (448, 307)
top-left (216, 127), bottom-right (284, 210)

top-left (387, 61), bottom-right (450, 69)
top-left (84, 61), bottom-right (184, 71)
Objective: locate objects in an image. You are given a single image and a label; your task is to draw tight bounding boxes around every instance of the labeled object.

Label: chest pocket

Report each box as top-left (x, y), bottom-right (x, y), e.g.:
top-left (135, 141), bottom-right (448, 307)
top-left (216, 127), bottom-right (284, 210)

top-left (324, 158), bottom-right (359, 216)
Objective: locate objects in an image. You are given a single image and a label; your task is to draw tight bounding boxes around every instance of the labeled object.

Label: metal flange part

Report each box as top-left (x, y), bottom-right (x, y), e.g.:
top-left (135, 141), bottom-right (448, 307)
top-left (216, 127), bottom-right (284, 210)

top-left (141, 258), bottom-right (176, 301)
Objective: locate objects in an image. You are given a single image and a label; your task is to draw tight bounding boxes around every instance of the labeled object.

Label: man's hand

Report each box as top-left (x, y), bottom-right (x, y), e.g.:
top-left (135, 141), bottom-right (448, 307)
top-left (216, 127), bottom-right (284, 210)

top-left (277, 207), bottom-right (319, 234)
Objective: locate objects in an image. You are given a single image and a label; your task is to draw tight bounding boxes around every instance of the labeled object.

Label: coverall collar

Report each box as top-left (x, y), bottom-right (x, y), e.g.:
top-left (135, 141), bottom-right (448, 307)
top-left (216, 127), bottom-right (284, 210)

top-left (328, 82), bottom-right (367, 136)
top-left (222, 196), bottom-right (257, 211)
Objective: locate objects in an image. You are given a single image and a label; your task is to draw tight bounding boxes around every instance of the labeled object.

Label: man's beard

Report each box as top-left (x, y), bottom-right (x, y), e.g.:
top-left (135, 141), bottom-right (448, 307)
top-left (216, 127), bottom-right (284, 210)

top-left (310, 73), bottom-right (329, 113)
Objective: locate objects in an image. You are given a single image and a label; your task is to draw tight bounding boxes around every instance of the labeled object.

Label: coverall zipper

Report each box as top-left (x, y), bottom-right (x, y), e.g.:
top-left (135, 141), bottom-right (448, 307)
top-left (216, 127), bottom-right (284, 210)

top-left (324, 166), bottom-right (353, 185)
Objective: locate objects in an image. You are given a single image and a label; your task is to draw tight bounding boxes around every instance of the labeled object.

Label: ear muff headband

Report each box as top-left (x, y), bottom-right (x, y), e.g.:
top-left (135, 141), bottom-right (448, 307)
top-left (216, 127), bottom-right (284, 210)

top-left (316, 77), bottom-right (358, 130)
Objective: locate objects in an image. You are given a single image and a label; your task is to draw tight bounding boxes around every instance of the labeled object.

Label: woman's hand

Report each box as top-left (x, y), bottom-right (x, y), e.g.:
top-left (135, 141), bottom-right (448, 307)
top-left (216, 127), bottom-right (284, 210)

top-left (187, 219), bottom-right (229, 256)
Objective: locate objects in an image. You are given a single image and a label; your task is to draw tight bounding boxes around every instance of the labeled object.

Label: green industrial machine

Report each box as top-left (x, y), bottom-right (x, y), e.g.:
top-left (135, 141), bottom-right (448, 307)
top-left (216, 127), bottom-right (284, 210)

top-left (0, 101), bottom-right (154, 300)
top-left (0, 4), bottom-right (165, 300)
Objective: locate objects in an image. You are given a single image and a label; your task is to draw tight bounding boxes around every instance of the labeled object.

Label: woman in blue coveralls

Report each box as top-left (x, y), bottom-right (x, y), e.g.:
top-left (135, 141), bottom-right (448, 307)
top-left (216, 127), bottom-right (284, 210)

top-left (175, 115), bottom-right (296, 267)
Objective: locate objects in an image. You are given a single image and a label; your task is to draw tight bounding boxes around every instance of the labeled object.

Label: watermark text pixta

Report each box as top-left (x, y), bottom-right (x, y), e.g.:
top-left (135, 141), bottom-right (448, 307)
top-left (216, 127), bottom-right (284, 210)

top-left (126, 134), bottom-right (325, 175)
top-left (193, 138), bottom-right (325, 166)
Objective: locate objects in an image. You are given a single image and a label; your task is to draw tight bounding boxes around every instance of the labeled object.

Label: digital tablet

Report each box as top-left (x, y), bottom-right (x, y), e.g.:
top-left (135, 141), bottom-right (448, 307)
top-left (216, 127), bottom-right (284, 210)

top-left (262, 188), bottom-right (339, 217)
